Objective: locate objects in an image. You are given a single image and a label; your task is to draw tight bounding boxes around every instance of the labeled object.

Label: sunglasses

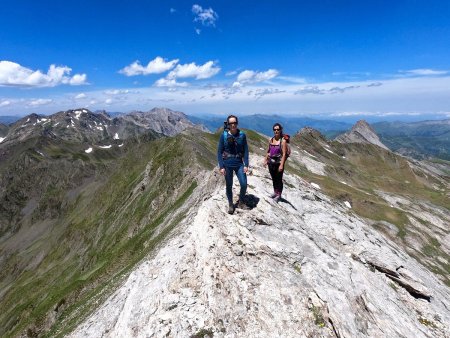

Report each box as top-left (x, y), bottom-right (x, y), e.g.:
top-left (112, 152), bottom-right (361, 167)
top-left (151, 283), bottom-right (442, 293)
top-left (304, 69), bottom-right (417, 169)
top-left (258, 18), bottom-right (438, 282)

top-left (273, 128), bottom-right (281, 131)
top-left (228, 122), bottom-right (237, 126)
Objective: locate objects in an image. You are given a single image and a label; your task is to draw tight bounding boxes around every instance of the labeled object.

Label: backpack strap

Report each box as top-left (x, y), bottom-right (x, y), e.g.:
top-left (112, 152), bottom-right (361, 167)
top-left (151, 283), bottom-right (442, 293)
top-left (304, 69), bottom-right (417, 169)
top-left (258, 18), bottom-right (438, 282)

top-left (267, 137), bottom-right (273, 153)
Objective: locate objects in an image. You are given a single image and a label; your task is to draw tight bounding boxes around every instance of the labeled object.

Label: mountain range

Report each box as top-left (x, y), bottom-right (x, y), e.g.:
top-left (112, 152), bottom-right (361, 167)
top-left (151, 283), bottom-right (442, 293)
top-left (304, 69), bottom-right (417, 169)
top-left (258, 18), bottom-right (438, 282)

top-left (187, 114), bottom-right (353, 137)
top-left (0, 108), bottom-right (449, 337)
top-left (372, 119), bottom-right (450, 161)
top-left (188, 114), bottom-right (450, 161)
top-left (3, 112), bottom-right (449, 161)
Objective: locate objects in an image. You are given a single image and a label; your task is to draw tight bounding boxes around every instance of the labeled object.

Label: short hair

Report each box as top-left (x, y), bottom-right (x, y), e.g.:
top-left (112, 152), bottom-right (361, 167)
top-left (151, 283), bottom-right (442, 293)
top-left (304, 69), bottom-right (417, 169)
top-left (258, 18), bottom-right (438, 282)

top-left (227, 115), bottom-right (238, 124)
top-left (273, 122), bottom-right (283, 131)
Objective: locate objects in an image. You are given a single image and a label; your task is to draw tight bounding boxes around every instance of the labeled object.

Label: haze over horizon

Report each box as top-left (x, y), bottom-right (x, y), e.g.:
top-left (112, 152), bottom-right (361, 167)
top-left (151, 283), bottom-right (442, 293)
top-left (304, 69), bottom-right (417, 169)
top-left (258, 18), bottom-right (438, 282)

top-left (1, 0), bottom-right (450, 120)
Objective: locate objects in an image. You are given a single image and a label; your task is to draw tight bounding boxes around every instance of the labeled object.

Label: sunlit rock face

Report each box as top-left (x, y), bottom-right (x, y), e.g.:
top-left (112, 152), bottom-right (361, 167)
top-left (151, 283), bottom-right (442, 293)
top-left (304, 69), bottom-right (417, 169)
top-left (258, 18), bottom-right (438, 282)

top-left (335, 120), bottom-right (389, 150)
top-left (71, 155), bottom-right (450, 338)
top-left (124, 107), bottom-right (208, 137)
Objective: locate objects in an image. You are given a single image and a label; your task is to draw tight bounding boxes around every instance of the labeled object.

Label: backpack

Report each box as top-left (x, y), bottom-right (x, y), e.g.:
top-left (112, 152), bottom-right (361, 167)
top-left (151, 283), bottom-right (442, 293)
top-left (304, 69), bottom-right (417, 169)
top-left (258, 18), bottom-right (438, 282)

top-left (223, 130), bottom-right (235, 146)
top-left (283, 134), bottom-right (291, 158)
top-left (222, 130), bottom-right (244, 159)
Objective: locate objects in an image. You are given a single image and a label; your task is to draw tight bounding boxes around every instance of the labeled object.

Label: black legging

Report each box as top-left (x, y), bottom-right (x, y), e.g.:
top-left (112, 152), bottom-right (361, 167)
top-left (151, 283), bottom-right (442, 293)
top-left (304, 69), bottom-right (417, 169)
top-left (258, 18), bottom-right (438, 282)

top-left (268, 162), bottom-right (284, 195)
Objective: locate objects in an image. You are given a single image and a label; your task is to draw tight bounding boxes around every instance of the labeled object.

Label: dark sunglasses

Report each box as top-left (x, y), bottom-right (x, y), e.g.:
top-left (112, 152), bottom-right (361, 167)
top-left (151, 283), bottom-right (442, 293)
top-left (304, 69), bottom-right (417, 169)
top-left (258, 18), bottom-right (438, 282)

top-left (228, 122), bottom-right (237, 126)
top-left (273, 128), bottom-right (281, 131)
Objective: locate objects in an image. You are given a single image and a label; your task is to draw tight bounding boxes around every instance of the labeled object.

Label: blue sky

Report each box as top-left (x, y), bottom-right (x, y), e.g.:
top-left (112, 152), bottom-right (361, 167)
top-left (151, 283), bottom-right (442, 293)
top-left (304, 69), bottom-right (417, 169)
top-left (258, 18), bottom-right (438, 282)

top-left (1, 0), bottom-right (450, 119)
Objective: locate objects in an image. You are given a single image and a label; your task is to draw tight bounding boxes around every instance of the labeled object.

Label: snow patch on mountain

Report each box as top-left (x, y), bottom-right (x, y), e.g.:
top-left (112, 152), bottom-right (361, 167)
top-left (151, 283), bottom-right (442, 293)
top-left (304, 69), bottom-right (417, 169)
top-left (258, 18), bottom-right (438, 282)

top-left (74, 110), bottom-right (83, 120)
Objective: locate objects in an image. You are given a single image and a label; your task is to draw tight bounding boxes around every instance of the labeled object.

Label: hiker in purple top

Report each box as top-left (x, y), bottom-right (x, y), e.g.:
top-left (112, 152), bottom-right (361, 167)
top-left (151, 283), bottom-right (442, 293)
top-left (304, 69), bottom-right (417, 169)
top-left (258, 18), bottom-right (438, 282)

top-left (264, 123), bottom-right (288, 202)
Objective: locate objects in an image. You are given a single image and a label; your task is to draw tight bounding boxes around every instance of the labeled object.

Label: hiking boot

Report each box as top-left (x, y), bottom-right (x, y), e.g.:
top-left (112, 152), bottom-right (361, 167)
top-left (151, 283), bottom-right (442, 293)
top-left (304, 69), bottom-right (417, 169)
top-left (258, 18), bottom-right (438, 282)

top-left (269, 192), bottom-right (278, 198)
top-left (227, 203), bottom-right (235, 214)
top-left (273, 195), bottom-right (281, 203)
top-left (237, 200), bottom-right (251, 210)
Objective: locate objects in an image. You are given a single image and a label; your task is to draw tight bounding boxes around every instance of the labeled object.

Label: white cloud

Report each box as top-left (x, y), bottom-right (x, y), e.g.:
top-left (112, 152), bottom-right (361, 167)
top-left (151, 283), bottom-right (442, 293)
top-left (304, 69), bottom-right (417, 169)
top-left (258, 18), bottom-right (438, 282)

top-left (105, 98), bottom-right (113, 104)
top-left (195, 28), bottom-right (201, 35)
top-left (29, 99), bottom-right (53, 107)
top-left (119, 57), bottom-right (179, 76)
top-left (154, 78), bottom-right (188, 88)
top-left (192, 4), bottom-right (218, 27)
top-left (401, 68), bottom-right (448, 76)
top-left (277, 76), bottom-right (307, 84)
top-left (226, 70), bottom-right (238, 76)
top-left (0, 100), bottom-right (11, 107)
top-left (69, 73), bottom-right (87, 85)
top-left (4, 73), bottom-right (450, 118)
top-left (75, 93), bottom-right (86, 99)
top-left (104, 89), bottom-right (130, 95)
top-left (332, 71), bottom-right (371, 77)
top-left (167, 61), bottom-right (220, 80)
top-left (237, 70), bottom-right (255, 83)
top-left (294, 85), bottom-right (360, 95)
top-left (234, 69), bottom-right (279, 86)
top-left (0, 61), bottom-right (88, 87)
top-left (254, 88), bottom-right (286, 99)
top-left (232, 81), bottom-right (242, 88)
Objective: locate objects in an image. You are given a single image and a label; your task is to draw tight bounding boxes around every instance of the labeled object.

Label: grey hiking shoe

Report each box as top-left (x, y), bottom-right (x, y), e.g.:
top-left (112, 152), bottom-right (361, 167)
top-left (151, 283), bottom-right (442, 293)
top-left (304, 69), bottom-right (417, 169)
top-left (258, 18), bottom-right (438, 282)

top-left (237, 200), bottom-right (251, 210)
top-left (269, 192), bottom-right (278, 198)
top-left (227, 203), bottom-right (235, 214)
top-left (273, 195), bottom-right (281, 203)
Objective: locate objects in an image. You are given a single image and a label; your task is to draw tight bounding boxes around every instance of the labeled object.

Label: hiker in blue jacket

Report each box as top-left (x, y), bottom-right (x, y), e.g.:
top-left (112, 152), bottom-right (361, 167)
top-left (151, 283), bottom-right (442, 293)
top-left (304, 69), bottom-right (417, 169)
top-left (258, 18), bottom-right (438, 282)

top-left (217, 115), bottom-right (250, 214)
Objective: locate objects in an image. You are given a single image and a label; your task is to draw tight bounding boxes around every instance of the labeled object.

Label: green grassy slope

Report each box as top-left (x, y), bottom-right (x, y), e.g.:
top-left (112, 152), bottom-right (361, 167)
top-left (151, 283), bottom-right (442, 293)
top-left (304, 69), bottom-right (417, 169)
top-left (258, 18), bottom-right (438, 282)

top-left (0, 129), bottom-right (218, 337)
top-left (2, 125), bottom-right (447, 337)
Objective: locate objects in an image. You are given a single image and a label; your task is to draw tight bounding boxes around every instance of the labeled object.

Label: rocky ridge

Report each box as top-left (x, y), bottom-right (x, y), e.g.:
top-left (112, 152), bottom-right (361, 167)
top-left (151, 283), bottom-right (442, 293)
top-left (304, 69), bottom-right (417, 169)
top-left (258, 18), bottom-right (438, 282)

top-left (335, 120), bottom-right (389, 150)
top-left (123, 107), bottom-right (207, 137)
top-left (0, 107), bottom-right (203, 149)
top-left (70, 155), bottom-right (450, 338)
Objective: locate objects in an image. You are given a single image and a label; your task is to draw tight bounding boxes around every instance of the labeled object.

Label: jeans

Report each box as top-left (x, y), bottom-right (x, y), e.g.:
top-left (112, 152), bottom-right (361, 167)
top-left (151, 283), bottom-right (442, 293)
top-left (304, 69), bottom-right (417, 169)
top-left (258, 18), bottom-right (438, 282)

top-left (224, 165), bottom-right (247, 204)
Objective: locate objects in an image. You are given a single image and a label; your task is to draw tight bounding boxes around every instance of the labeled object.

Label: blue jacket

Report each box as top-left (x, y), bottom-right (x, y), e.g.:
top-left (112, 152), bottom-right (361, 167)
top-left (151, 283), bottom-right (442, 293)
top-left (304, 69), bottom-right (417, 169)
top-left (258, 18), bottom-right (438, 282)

top-left (217, 129), bottom-right (249, 169)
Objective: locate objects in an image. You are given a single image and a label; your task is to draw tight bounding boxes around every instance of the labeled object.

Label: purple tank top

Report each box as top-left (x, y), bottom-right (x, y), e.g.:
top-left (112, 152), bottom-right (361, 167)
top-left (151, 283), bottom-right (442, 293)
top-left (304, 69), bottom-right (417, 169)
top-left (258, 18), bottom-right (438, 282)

top-left (269, 141), bottom-right (282, 157)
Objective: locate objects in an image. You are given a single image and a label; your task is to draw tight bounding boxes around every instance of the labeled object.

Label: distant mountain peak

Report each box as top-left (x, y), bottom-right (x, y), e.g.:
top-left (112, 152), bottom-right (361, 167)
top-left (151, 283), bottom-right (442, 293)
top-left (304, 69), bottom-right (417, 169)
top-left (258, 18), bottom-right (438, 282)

top-left (335, 119), bottom-right (389, 150)
top-left (0, 107), bottom-right (207, 148)
top-left (125, 107), bottom-right (201, 136)
top-left (296, 126), bottom-right (327, 142)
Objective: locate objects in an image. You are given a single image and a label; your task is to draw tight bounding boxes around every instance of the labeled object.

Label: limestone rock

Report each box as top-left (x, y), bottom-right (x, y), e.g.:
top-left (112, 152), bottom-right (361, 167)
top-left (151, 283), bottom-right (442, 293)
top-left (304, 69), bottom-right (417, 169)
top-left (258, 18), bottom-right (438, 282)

top-left (71, 155), bottom-right (450, 337)
top-left (335, 120), bottom-right (389, 150)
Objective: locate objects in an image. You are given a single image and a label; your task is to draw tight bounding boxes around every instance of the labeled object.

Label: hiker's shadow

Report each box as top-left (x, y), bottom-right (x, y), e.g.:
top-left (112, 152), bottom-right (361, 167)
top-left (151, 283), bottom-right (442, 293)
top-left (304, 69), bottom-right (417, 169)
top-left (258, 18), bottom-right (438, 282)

top-left (278, 197), bottom-right (297, 210)
top-left (245, 194), bottom-right (260, 209)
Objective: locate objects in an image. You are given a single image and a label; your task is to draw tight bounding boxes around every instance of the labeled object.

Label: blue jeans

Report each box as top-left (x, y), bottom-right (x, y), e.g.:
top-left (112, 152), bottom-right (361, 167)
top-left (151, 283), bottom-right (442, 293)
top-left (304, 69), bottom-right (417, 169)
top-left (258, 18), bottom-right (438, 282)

top-left (224, 165), bottom-right (247, 204)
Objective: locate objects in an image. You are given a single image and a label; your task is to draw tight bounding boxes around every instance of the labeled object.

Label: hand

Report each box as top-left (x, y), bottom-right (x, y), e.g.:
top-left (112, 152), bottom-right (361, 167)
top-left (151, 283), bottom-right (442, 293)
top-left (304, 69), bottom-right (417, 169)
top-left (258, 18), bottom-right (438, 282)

top-left (262, 158), bottom-right (268, 166)
top-left (278, 165), bottom-right (284, 172)
top-left (220, 168), bottom-right (226, 176)
top-left (243, 166), bottom-right (248, 174)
